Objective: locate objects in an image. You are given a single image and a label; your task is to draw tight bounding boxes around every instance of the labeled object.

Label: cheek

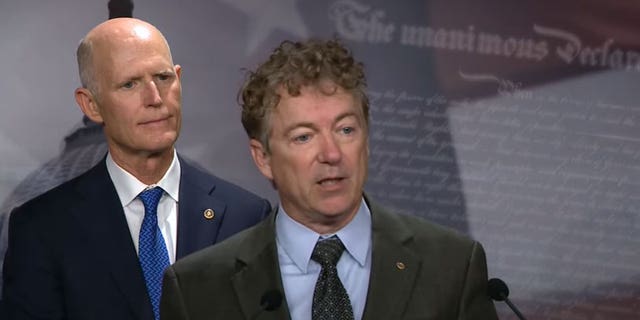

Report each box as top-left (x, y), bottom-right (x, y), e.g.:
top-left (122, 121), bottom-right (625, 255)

top-left (360, 148), bottom-right (369, 167)
top-left (109, 110), bottom-right (133, 126)
top-left (166, 85), bottom-right (182, 101)
top-left (99, 96), bottom-right (135, 121)
top-left (274, 153), bottom-right (310, 181)
top-left (351, 145), bottom-right (369, 177)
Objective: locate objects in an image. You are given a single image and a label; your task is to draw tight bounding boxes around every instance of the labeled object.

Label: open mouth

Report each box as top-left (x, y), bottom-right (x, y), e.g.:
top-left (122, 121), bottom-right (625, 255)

top-left (318, 177), bottom-right (345, 186)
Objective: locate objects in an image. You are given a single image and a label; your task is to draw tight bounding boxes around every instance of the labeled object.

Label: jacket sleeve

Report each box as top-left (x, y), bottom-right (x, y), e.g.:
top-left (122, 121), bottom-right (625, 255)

top-left (457, 241), bottom-right (499, 320)
top-left (161, 265), bottom-right (191, 320)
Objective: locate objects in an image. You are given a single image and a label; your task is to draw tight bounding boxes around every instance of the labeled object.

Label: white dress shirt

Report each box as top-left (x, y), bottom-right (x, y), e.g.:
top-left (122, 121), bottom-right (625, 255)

top-left (105, 150), bottom-right (181, 263)
top-left (275, 198), bottom-right (372, 320)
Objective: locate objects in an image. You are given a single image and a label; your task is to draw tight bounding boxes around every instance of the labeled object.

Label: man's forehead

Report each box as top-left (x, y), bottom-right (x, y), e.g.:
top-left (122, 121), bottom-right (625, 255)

top-left (273, 91), bottom-right (361, 126)
top-left (275, 80), bottom-right (344, 97)
top-left (91, 34), bottom-right (170, 67)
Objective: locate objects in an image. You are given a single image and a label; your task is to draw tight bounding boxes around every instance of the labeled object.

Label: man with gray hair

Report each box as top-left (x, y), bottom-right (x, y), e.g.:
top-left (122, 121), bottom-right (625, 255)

top-left (3, 18), bottom-right (270, 320)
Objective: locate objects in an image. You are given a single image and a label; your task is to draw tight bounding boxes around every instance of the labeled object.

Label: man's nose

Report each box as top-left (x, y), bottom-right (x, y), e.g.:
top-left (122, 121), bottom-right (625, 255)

top-left (317, 134), bottom-right (342, 164)
top-left (144, 80), bottom-right (163, 107)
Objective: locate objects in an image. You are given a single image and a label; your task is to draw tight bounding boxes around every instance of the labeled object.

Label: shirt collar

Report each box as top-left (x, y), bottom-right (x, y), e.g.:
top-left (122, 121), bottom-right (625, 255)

top-left (105, 149), bottom-right (181, 207)
top-left (275, 198), bottom-right (371, 273)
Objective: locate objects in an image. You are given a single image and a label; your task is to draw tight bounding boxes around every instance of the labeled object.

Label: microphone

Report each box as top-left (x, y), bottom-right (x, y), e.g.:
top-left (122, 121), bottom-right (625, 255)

top-left (487, 278), bottom-right (527, 320)
top-left (108, 0), bottom-right (134, 19)
top-left (251, 290), bottom-right (283, 319)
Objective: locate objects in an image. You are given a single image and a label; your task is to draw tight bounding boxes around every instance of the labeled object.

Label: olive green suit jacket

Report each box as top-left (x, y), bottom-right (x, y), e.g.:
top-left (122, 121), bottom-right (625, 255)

top-left (161, 199), bottom-right (498, 320)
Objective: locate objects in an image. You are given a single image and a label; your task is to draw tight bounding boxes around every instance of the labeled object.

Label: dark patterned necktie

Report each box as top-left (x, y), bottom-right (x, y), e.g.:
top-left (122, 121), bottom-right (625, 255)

top-left (311, 236), bottom-right (354, 320)
top-left (138, 187), bottom-right (170, 320)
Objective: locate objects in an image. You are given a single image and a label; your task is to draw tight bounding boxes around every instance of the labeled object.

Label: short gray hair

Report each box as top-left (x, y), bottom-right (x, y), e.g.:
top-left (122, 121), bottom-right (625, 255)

top-left (76, 38), bottom-right (98, 96)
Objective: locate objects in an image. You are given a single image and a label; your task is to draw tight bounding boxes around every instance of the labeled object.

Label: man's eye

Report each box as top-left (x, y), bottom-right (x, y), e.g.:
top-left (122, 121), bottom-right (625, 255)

top-left (294, 134), bottom-right (311, 143)
top-left (158, 74), bottom-right (171, 81)
top-left (122, 81), bottom-right (134, 89)
top-left (341, 127), bottom-right (355, 134)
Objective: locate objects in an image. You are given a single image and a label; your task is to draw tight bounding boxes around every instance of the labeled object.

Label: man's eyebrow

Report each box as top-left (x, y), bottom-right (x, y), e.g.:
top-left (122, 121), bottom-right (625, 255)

top-left (282, 122), bottom-right (316, 136)
top-left (335, 111), bottom-right (359, 123)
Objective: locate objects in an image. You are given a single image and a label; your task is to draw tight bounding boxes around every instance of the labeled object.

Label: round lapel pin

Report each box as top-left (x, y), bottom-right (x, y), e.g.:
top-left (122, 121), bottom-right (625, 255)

top-left (203, 208), bottom-right (215, 220)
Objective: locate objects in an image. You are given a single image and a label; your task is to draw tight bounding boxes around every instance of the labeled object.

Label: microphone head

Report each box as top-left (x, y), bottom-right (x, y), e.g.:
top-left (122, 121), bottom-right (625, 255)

top-left (260, 290), bottom-right (283, 311)
top-left (108, 0), bottom-right (134, 19)
top-left (487, 278), bottom-right (510, 301)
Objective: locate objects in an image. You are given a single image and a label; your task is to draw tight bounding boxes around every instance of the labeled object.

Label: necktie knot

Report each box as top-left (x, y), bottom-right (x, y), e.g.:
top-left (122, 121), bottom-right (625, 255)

top-left (311, 237), bottom-right (345, 267)
top-left (138, 187), bottom-right (164, 214)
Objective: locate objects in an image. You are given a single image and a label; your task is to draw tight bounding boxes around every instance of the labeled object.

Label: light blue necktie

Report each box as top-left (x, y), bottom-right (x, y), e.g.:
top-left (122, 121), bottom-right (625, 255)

top-left (138, 187), bottom-right (170, 320)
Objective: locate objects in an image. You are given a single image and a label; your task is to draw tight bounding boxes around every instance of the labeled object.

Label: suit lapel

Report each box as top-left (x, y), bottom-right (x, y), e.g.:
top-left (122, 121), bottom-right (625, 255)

top-left (231, 211), bottom-right (291, 320)
top-left (362, 202), bottom-right (423, 320)
top-left (175, 159), bottom-right (226, 259)
top-left (71, 161), bottom-right (151, 320)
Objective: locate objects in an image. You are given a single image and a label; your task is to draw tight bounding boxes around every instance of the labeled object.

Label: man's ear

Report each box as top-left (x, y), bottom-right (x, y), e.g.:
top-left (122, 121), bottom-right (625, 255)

top-left (249, 139), bottom-right (273, 181)
top-left (175, 64), bottom-right (182, 79)
top-left (75, 88), bottom-right (103, 124)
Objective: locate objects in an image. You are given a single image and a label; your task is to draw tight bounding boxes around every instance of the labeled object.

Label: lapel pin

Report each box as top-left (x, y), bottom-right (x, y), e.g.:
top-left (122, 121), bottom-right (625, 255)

top-left (203, 208), bottom-right (215, 220)
top-left (396, 262), bottom-right (406, 270)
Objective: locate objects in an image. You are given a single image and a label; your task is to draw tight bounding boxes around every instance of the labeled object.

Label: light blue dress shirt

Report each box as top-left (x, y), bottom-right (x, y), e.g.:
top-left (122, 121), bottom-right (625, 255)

top-left (275, 198), bottom-right (372, 320)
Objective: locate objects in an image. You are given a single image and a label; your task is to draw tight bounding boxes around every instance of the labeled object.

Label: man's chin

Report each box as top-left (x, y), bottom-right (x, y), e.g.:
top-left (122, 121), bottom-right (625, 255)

top-left (316, 198), bottom-right (360, 220)
top-left (140, 143), bottom-right (176, 158)
top-left (144, 135), bottom-right (178, 151)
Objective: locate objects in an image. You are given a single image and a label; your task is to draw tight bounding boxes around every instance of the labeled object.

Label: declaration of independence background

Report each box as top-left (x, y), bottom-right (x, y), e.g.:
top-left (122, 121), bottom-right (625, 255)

top-left (1, 1), bottom-right (638, 319)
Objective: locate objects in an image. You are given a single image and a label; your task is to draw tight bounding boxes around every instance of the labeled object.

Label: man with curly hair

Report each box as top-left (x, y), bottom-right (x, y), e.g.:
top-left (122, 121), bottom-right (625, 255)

top-left (161, 39), bottom-right (498, 320)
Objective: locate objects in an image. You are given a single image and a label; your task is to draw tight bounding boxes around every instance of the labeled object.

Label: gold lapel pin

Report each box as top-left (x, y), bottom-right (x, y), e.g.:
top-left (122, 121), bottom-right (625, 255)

top-left (396, 262), bottom-right (406, 270)
top-left (203, 208), bottom-right (215, 220)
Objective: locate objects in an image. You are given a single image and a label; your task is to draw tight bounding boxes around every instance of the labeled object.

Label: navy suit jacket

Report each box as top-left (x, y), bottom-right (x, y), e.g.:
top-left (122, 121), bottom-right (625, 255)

top-left (2, 156), bottom-right (271, 320)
